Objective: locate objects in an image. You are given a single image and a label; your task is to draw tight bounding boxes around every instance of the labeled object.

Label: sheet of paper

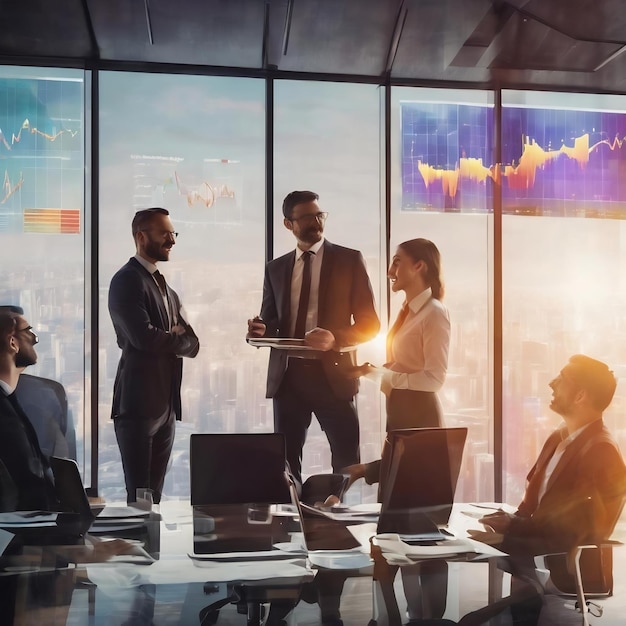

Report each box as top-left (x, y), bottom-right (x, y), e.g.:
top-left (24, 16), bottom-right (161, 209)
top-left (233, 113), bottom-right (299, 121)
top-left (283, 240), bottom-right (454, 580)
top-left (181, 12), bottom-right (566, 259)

top-left (0, 511), bottom-right (58, 527)
top-left (0, 528), bottom-right (14, 555)
top-left (86, 555), bottom-right (315, 586)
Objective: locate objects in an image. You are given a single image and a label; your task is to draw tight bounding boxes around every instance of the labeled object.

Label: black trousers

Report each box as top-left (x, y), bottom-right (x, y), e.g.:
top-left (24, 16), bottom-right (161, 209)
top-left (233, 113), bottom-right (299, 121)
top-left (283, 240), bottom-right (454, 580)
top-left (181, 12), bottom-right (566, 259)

top-left (114, 407), bottom-right (175, 504)
top-left (273, 358), bottom-right (360, 485)
top-left (386, 389), bottom-right (443, 431)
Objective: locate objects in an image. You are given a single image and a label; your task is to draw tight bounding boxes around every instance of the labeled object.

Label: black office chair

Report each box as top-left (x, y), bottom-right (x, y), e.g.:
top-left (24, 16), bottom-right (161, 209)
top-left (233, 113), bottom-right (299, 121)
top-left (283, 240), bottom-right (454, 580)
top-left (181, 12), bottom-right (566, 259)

top-left (189, 433), bottom-right (305, 626)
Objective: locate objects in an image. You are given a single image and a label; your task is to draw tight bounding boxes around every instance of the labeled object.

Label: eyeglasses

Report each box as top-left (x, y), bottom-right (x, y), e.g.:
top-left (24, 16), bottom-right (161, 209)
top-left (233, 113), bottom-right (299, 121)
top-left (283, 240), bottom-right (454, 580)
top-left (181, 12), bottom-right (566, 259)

top-left (141, 229), bottom-right (178, 240)
top-left (16, 325), bottom-right (39, 345)
top-left (289, 212), bottom-right (328, 224)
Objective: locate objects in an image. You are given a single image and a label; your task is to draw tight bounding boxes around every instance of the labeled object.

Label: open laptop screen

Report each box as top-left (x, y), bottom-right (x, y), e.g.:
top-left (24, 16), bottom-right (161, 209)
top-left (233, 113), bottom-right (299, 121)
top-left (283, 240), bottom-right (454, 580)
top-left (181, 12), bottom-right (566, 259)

top-left (190, 433), bottom-right (291, 506)
top-left (378, 427), bottom-right (468, 535)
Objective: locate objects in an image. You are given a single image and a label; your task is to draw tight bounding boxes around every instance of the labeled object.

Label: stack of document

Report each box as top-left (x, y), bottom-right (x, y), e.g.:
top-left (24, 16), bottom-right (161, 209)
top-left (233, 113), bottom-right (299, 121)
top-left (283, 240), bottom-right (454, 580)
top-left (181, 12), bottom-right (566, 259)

top-left (372, 532), bottom-right (506, 565)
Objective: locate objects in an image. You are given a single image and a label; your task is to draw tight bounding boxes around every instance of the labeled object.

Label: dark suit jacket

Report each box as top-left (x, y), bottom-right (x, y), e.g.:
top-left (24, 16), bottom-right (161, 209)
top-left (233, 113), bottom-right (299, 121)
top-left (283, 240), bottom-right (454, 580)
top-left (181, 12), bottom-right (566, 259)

top-left (0, 390), bottom-right (58, 512)
top-left (108, 257), bottom-right (200, 421)
top-left (260, 240), bottom-right (380, 399)
top-left (505, 419), bottom-right (626, 555)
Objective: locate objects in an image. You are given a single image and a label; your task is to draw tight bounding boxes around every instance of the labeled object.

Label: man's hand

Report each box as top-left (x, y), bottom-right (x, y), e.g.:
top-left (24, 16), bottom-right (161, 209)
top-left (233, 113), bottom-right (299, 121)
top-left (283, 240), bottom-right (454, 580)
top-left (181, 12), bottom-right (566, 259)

top-left (479, 510), bottom-right (514, 533)
top-left (171, 324), bottom-right (186, 336)
top-left (247, 317), bottom-right (266, 339)
top-left (343, 362), bottom-right (377, 378)
top-left (342, 463), bottom-right (366, 490)
top-left (304, 327), bottom-right (335, 351)
top-left (467, 529), bottom-right (505, 546)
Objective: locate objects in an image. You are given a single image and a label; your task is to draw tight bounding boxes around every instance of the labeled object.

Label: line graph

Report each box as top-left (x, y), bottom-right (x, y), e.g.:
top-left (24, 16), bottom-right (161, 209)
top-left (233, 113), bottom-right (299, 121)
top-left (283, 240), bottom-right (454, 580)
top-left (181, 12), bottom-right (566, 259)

top-left (0, 118), bottom-right (79, 151)
top-left (402, 102), bottom-right (626, 216)
top-left (1, 170), bottom-right (24, 205)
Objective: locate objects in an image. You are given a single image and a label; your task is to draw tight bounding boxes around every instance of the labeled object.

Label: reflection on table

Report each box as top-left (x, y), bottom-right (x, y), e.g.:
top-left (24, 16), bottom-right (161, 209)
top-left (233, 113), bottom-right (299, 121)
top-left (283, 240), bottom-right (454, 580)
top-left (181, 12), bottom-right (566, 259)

top-left (0, 501), bottom-right (604, 626)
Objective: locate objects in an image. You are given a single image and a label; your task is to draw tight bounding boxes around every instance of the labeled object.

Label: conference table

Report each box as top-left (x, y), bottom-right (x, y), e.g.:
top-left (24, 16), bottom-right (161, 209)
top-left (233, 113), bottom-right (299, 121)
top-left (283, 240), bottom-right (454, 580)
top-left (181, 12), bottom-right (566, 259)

top-left (0, 501), bottom-right (519, 626)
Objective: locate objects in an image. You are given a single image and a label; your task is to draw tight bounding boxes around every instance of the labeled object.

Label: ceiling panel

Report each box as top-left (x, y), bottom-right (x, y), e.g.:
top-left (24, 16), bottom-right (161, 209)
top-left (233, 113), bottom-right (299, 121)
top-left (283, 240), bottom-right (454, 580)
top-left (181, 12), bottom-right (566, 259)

top-left (0, 0), bottom-right (94, 60)
top-left (0, 0), bottom-right (626, 93)
top-left (86, 0), bottom-right (267, 68)
top-left (274, 0), bottom-right (402, 76)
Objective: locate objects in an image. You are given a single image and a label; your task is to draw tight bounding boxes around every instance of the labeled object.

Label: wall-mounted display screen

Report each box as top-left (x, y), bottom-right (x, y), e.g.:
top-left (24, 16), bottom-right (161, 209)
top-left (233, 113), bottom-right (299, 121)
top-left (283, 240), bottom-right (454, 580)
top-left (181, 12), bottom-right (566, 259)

top-left (401, 101), bottom-right (493, 213)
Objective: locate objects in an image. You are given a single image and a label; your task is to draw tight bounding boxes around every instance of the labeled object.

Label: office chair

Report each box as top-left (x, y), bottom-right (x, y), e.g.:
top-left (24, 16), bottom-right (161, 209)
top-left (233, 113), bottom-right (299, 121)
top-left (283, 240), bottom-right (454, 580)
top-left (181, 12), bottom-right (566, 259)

top-left (15, 373), bottom-right (77, 460)
top-left (190, 433), bottom-right (305, 626)
top-left (534, 543), bottom-right (619, 625)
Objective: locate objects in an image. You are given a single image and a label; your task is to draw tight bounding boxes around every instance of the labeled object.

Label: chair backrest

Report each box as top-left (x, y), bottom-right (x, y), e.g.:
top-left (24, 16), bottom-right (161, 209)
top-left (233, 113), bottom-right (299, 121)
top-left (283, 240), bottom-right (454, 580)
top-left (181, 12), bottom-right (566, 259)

top-left (15, 374), bottom-right (76, 460)
top-left (189, 433), bottom-right (292, 506)
top-left (377, 427), bottom-right (468, 534)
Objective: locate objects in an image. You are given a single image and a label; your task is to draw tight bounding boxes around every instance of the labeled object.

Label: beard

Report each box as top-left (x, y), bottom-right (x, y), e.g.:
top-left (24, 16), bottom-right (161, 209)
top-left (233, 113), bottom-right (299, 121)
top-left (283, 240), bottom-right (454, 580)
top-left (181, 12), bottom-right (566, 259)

top-left (144, 238), bottom-right (170, 262)
top-left (299, 225), bottom-right (323, 244)
top-left (15, 349), bottom-right (37, 368)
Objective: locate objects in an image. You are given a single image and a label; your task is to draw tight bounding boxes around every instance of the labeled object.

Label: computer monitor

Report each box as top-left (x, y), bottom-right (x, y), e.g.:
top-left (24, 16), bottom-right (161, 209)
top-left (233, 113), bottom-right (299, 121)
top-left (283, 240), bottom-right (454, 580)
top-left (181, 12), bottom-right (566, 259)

top-left (189, 433), bottom-right (291, 506)
top-left (377, 427), bottom-right (468, 535)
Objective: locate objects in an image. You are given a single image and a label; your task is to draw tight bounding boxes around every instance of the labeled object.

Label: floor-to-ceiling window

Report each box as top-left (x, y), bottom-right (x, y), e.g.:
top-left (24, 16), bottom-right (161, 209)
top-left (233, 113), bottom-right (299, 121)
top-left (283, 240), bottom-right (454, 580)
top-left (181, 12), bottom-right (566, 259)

top-left (390, 87), bottom-right (494, 503)
top-left (501, 90), bottom-right (626, 504)
top-left (273, 80), bottom-right (384, 499)
top-left (98, 72), bottom-right (266, 501)
top-left (0, 65), bottom-right (88, 471)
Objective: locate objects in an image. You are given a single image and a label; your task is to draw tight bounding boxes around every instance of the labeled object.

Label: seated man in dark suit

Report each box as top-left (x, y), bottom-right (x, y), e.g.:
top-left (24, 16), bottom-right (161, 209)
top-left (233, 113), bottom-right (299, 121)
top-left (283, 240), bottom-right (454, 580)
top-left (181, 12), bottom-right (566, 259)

top-left (468, 355), bottom-right (626, 625)
top-left (0, 307), bottom-right (58, 511)
top-left (477, 354), bottom-right (626, 556)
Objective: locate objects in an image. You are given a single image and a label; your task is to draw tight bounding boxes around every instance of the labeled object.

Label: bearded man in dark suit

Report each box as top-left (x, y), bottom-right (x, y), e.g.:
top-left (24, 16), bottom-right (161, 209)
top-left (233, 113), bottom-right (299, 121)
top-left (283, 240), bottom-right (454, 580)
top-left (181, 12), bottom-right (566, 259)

top-left (0, 307), bottom-right (58, 512)
top-left (109, 208), bottom-right (199, 504)
top-left (247, 190), bottom-right (380, 485)
top-left (479, 354), bottom-right (626, 556)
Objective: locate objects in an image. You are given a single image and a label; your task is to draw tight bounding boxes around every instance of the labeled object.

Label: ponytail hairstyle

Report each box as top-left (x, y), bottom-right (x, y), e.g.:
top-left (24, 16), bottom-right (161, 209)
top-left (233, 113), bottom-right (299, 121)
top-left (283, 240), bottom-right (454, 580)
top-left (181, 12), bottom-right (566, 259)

top-left (398, 238), bottom-right (445, 300)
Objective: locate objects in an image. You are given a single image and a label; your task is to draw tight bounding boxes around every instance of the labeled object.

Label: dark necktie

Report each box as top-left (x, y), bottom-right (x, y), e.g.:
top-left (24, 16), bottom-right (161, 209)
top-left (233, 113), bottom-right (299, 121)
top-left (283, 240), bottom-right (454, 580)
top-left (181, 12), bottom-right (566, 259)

top-left (153, 270), bottom-right (176, 328)
top-left (294, 251), bottom-right (313, 338)
top-left (153, 269), bottom-right (167, 294)
top-left (386, 303), bottom-right (410, 362)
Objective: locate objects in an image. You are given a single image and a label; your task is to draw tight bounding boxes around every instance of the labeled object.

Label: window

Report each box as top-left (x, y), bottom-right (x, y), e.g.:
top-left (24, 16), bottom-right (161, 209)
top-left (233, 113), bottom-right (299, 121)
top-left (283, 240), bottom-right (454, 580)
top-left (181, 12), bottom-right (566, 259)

top-left (390, 87), bottom-right (494, 502)
top-left (98, 72), bottom-right (266, 501)
top-left (0, 65), bottom-right (87, 471)
top-left (501, 90), bottom-right (626, 503)
top-left (274, 80), bottom-right (384, 491)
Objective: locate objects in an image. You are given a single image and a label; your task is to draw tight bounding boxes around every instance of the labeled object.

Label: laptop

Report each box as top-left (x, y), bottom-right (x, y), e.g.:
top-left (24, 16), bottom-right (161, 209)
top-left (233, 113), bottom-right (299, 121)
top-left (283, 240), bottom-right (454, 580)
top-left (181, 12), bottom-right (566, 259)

top-left (189, 433), bottom-right (292, 506)
top-left (50, 456), bottom-right (150, 521)
top-left (377, 427), bottom-right (468, 538)
top-left (189, 433), bottom-right (299, 558)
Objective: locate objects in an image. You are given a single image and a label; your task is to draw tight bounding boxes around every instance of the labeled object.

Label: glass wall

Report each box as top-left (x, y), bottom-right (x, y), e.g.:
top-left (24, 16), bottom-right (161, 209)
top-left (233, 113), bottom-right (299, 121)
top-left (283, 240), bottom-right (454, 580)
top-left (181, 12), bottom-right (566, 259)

top-left (0, 66), bottom-right (87, 469)
top-left (501, 90), bottom-right (626, 503)
top-left (274, 80), bottom-right (384, 497)
top-left (6, 63), bottom-right (626, 507)
top-left (390, 87), bottom-right (494, 502)
top-left (98, 72), bottom-right (266, 501)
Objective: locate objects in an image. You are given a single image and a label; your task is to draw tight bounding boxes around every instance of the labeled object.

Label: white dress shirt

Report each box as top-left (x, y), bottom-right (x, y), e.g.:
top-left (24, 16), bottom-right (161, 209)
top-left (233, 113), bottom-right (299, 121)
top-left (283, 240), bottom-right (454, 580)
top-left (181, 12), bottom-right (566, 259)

top-left (380, 287), bottom-right (451, 395)
top-left (289, 239), bottom-right (324, 337)
top-left (537, 421), bottom-right (593, 503)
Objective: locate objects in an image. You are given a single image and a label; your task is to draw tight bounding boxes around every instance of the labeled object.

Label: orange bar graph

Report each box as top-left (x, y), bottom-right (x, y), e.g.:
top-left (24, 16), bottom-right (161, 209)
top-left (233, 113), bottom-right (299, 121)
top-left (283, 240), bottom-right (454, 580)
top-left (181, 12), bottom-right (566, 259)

top-left (23, 209), bottom-right (80, 234)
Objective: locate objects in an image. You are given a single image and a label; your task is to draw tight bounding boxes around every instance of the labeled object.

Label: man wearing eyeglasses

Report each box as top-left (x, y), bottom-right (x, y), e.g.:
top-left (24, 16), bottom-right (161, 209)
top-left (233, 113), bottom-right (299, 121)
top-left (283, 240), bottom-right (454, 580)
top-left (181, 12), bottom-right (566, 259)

top-left (109, 207), bottom-right (199, 505)
top-left (247, 190), bottom-right (380, 486)
top-left (0, 307), bottom-right (58, 511)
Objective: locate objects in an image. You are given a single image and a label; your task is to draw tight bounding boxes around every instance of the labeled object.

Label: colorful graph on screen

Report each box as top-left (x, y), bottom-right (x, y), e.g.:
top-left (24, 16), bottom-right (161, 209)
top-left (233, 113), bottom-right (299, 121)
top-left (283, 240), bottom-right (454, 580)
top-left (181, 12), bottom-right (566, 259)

top-left (0, 77), bottom-right (83, 234)
top-left (402, 102), bottom-right (626, 218)
top-left (131, 155), bottom-right (242, 224)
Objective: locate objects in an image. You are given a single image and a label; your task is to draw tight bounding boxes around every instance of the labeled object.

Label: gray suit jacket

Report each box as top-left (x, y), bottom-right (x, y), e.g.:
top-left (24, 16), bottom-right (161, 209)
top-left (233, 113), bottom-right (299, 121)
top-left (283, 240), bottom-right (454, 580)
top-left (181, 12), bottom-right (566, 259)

top-left (259, 240), bottom-right (379, 400)
top-left (108, 257), bottom-right (199, 421)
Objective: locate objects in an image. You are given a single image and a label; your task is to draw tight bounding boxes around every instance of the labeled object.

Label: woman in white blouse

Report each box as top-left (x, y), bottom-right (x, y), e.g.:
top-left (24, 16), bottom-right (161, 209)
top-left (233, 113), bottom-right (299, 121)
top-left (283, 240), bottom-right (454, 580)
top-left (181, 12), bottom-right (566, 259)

top-left (380, 237), bottom-right (450, 431)
top-left (347, 238), bottom-right (451, 485)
